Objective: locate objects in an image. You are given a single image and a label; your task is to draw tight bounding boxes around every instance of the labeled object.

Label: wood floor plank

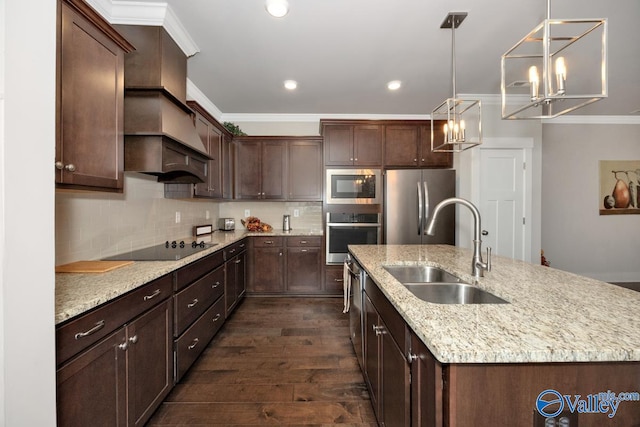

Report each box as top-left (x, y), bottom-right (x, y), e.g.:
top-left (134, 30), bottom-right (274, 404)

top-left (147, 297), bottom-right (376, 426)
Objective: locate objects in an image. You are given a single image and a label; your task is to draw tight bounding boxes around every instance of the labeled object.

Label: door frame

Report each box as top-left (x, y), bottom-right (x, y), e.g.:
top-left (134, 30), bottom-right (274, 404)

top-left (470, 138), bottom-right (534, 263)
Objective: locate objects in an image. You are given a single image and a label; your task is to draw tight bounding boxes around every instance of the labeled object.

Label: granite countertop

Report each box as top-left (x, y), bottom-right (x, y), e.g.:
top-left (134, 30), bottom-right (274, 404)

top-left (348, 244), bottom-right (640, 364)
top-left (55, 228), bottom-right (323, 325)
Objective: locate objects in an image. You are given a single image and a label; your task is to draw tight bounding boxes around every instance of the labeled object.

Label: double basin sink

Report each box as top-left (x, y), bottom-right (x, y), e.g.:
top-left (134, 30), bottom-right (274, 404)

top-left (383, 265), bottom-right (508, 304)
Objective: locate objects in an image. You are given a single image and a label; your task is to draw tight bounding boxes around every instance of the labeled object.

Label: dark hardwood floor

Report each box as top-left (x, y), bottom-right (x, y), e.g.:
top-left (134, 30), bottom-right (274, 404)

top-left (147, 297), bottom-right (377, 426)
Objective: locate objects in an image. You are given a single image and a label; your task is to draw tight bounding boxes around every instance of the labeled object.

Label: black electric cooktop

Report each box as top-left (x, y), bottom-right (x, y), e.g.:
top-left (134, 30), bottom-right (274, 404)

top-left (103, 241), bottom-right (217, 261)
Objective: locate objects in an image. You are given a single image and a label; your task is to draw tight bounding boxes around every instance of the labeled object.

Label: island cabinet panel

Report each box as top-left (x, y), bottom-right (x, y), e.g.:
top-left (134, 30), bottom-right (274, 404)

top-left (410, 333), bottom-right (443, 427)
top-left (322, 122), bottom-right (383, 166)
top-left (56, 0), bottom-right (134, 191)
top-left (363, 277), bottom-right (410, 427)
top-left (444, 362), bottom-right (640, 427)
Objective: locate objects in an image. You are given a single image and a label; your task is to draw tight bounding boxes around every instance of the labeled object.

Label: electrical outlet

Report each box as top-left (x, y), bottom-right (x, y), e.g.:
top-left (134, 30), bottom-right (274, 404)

top-left (244, 209), bottom-right (250, 218)
top-left (175, 211), bottom-right (181, 224)
top-left (206, 210), bottom-right (210, 220)
top-left (293, 209), bottom-right (300, 217)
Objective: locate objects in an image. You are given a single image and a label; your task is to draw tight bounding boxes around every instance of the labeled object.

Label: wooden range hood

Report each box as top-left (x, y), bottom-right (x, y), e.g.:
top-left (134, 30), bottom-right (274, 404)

top-left (116, 24), bottom-right (210, 184)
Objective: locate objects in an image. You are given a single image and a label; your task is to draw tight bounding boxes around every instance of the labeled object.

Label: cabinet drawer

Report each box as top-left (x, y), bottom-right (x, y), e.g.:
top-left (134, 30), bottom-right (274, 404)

top-left (252, 236), bottom-right (284, 247)
top-left (56, 274), bottom-right (173, 365)
top-left (224, 239), bottom-right (248, 260)
top-left (286, 236), bottom-right (321, 247)
top-left (325, 265), bottom-right (345, 293)
top-left (175, 250), bottom-right (224, 291)
top-left (174, 265), bottom-right (225, 336)
top-left (175, 296), bottom-right (225, 381)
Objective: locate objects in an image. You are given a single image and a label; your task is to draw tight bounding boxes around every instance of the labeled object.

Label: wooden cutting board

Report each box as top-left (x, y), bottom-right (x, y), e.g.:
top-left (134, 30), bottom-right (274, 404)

top-left (55, 260), bottom-right (134, 273)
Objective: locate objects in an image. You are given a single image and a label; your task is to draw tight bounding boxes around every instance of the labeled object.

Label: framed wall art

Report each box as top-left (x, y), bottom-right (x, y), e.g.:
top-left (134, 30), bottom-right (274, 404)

top-left (599, 160), bottom-right (640, 215)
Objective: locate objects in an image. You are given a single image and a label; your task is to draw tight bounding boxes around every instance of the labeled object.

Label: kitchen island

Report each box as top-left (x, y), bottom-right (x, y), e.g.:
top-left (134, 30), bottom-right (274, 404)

top-left (348, 244), bottom-right (640, 426)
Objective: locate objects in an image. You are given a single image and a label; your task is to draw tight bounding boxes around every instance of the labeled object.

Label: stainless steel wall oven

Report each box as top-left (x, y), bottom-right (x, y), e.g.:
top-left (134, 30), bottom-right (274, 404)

top-left (326, 212), bottom-right (381, 264)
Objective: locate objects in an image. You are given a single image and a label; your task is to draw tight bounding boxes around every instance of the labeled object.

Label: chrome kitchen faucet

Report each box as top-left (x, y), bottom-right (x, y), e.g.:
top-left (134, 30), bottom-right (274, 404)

top-left (426, 197), bottom-right (491, 279)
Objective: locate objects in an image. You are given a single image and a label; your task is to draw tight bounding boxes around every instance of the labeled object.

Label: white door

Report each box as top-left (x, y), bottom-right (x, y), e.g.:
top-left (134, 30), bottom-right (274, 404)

top-left (479, 149), bottom-right (526, 260)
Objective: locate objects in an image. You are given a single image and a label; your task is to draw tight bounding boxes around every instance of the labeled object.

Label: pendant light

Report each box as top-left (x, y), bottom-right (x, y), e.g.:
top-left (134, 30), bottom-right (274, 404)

top-left (431, 12), bottom-right (482, 153)
top-left (501, 0), bottom-right (607, 119)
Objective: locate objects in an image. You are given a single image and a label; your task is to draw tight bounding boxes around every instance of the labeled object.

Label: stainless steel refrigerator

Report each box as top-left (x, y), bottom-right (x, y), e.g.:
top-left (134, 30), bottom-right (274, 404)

top-left (384, 169), bottom-right (456, 244)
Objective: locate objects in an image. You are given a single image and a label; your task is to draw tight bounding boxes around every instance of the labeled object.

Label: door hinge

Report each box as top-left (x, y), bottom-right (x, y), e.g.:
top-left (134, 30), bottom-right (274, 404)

top-left (523, 217), bottom-right (526, 225)
top-left (523, 162), bottom-right (526, 170)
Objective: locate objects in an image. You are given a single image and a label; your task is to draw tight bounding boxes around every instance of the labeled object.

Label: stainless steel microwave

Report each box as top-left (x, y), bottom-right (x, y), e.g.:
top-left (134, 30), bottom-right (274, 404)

top-left (325, 168), bottom-right (382, 204)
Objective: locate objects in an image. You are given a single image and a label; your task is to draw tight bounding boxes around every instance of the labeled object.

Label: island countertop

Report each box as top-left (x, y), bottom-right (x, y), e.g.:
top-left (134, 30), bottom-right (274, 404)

top-left (348, 244), bottom-right (640, 364)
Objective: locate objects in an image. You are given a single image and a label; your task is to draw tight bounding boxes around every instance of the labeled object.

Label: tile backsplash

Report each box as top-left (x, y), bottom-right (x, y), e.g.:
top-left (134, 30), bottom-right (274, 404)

top-left (55, 173), bottom-right (322, 265)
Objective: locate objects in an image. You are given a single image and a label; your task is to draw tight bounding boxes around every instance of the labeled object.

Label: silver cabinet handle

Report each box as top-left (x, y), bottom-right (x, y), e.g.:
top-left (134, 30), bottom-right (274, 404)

top-left (212, 313), bottom-right (221, 323)
top-left (143, 289), bottom-right (161, 301)
top-left (373, 325), bottom-right (385, 336)
top-left (264, 240), bottom-right (274, 244)
top-left (229, 248), bottom-right (236, 254)
top-left (239, 243), bottom-right (246, 248)
top-left (334, 278), bottom-right (344, 282)
top-left (188, 338), bottom-right (199, 350)
top-left (301, 249), bottom-right (308, 252)
top-left (74, 320), bottom-right (105, 340)
top-left (234, 259), bottom-right (242, 264)
top-left (212, 281), bottom-right (220, 288)
top-left (129, 335), bottom-right (138, 344)
top-left (187, 298), bottom-right (199, 308)
top-left (300, 240), bottom-right (307, 244)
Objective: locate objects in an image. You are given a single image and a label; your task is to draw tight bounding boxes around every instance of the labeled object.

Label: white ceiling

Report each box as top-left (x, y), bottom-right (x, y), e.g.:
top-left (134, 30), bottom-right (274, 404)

top-left (99, 0), bottom-right (640, 118)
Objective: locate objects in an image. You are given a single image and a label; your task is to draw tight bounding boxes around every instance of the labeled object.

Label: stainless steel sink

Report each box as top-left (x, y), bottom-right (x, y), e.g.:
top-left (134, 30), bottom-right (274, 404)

top-left (383, 265), bottom-right (463, 284)
top-left (404, 283), bottom-right (508, 304)
top-left (383, 265), bottom-right (508, 304)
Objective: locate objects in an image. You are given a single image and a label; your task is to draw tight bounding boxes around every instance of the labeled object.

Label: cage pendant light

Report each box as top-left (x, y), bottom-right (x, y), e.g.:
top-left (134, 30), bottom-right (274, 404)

top-left (431, 13), bottom-right (482, 153)
top-left (501, 0), bottom-right (607, 119)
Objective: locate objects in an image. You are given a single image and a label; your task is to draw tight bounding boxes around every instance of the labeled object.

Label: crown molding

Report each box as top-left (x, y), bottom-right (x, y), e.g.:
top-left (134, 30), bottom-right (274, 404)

top-left (220, 113), bottom-right (432, 123)
top-left (541, 115), bottom-right (640, 125)
top-left (85, 0), bottom-right (200, 57)
top-left (186, 79), bottom-right (223, 120)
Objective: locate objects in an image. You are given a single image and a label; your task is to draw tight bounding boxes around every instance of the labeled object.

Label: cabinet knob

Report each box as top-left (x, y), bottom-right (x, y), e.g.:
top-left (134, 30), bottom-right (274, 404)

top-left (354, 158), bottom-right (358, 161)
top-left (421, 158), bottom-right (425, 162)
top-left (413, 158), bottom-right (418, 162)
top-left (350, 158), bottom-right (354, 161)
top-left (118, 342), bottom-right (129, 351)
top-left (373, 325), bottom-right (385, 336)
top-left (408, 353), bottom-right (418, 362)
top-left (129, 335), bottom-right (138, 344)
top-left (55, 161), bottom-right (76, 172)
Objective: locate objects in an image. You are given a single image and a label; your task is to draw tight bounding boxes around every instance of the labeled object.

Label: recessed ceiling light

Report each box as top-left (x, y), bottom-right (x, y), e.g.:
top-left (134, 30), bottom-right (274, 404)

top-left (387, 80), bottom-right (402, 91)
top-left (265, 0), bottom-right (289, 18)
top-left (284, 80), bottom-right (298, 90)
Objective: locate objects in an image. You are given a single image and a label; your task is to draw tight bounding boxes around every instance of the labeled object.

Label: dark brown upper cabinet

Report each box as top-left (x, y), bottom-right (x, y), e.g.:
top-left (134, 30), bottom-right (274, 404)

top-left (56, 0), bottom-right (134, 191)
top-left (322, 121), bottom-right (383, 167)
top-left (384, 121), bottom-right (453, 168)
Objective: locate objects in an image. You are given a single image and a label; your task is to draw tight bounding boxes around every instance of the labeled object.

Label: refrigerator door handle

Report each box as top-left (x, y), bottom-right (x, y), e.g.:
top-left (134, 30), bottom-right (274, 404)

top-left (416, 181), bottom-right (423, 235)
top-left (423, 181), bottom-right (430, 235)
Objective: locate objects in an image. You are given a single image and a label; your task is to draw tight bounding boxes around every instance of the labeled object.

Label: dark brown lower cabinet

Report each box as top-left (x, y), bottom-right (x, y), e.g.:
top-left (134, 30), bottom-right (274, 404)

top-left (249, 236), bottom-right (326, 295)
top-left (57, 298), bottom-right (173, 427)
top-left (224, 238), bottom-right (248, 315)
top-left (286, 246), bottom-right (322, 293)
top-left (364, 293), bottom-right (410, 427)
top-left (410, 333), bottom-right (443, 427)
top-left (57, 329), bottom-right (127, 426)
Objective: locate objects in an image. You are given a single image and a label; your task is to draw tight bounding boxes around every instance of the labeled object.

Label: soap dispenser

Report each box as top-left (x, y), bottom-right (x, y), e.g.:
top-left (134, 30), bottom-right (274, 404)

top-left (283, 214), bottom-right (292, 231)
